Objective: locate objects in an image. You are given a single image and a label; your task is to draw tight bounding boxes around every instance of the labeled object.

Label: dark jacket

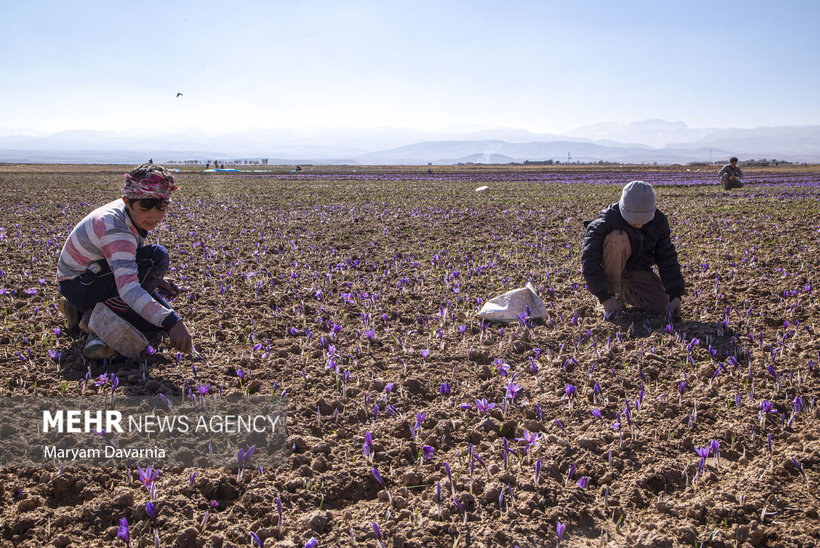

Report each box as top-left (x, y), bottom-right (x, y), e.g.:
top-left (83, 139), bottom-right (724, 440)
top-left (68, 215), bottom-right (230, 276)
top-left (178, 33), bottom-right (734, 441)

top-left (582, 203), bottom-right (685, 304)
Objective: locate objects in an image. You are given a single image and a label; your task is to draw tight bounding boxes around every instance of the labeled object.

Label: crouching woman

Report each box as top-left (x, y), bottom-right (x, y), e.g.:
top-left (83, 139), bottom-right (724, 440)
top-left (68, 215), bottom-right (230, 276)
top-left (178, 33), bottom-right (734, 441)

top-left (56, 163), bottom-right (193, 358)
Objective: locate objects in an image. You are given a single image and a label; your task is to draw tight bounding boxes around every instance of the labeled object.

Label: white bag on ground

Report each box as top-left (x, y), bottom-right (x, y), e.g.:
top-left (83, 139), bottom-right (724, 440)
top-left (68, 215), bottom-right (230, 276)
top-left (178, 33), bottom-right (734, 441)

top-left (88, 302), bottom-right (150, 359)
top-left (477, 282), bottom-right (548, 323)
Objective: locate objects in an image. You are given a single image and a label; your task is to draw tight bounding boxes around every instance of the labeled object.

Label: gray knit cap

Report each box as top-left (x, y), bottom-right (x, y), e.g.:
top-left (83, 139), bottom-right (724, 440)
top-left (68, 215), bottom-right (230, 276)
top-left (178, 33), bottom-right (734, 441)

top-left (619, 181), bottom-right (656, 225)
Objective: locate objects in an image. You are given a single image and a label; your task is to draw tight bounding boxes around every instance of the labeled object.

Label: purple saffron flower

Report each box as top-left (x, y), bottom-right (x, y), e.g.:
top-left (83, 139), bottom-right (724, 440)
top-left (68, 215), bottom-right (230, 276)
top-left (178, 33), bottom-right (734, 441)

top-left (475, 398), bottom-right (496, 413)
top-left (414, 412), bottom-right (426, 430)
top-left (710, 439), bottom-right (720, 457)
top-left (138, 466), bottom-right (159, 491)
top-left (695, 446), bottom-right (710, 459)
top-left (237, 445), bottom-right (256, 466)
top-left (439, 382), bottom-right (451, 397)
top-left (118, 517), bottom-right (130, 543)
top-left (250, 531), bottom-right (263, 547)
top-left (577, 476), bottom-right (590, 488)
top-left (422, 445), bottom-right (434, 460)
top-left (372, 522), bottom-right (382, 540)
top-left (505, 382), bottom-right (521, 400)
top-left (236, 369), bottom-right (245, 381)
top-left (304, 538), bottom-right (318, 548)
top-left (363, 432), bottom-right (373, 458)
top-left (145, 501), bottom-right (157, 521)
top-left (592, 408), bottom-right (602, 420)
top-left (420, 348), bottom-right (430, 359)
top-left (759, 399), bottom-right (776, 419)
top-left (556, 521), bottom-right (566, 542)
top-left (515, 429), bottom-right (541, 453)
top-left (453, 496), bottom-right (465, 514)
top-left (371, 468), bottom-right (385, 487)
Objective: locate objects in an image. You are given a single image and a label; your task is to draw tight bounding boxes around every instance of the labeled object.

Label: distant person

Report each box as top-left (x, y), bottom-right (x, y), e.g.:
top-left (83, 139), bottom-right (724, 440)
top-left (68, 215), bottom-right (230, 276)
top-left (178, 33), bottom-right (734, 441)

top-left (57, 163), bottom-right (193, 358)
top-left (582, 181), bottom-right (685, 319)
top-left (718, 157), bottom-right (744, 190)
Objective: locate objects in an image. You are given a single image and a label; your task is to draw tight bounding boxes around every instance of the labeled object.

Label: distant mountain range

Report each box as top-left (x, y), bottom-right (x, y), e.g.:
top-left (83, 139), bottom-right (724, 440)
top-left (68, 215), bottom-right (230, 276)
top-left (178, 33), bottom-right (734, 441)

top-left (1, 120), bottom-right (818, 164)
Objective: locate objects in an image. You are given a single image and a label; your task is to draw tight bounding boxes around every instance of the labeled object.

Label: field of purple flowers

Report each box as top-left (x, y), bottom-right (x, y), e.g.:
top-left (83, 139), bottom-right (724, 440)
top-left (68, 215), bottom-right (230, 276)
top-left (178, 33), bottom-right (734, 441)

top-left (0, 164), bottom-right (818, 547)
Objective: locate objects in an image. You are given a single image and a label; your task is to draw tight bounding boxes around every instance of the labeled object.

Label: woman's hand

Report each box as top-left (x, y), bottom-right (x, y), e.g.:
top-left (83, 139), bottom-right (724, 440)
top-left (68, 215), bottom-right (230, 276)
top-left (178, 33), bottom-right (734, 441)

top-left (168, 321), bottom-right (193, 353)
top-left (158, 279), bottom-right (181, 297)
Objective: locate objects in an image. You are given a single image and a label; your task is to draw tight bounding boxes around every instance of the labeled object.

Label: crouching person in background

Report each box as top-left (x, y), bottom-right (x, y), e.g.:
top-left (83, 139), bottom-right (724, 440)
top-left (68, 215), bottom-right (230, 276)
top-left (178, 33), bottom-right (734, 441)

top-left (581, 181), bottom-right (685, 319)
top-left (718, 157), bottom-right (744, 190)
top-left (57, 163), bottom-right (193, 359)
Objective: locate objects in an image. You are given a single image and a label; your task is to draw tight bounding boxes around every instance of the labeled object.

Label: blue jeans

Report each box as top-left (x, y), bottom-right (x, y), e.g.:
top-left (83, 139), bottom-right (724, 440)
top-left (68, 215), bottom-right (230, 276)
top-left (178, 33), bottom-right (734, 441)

top-left (59, 244), bottom-right (170, 333)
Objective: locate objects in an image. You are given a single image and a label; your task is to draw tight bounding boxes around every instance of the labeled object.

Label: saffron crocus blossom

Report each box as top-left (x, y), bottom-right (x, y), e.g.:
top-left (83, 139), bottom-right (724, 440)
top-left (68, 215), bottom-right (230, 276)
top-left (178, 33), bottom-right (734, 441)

top-left (420, 348), bottom-right (430, 360)
top-left (566, 463), bottom-right (576, 484)
top-left (695, 446), bottom-right (710, 471)
top-left (373, 522), bottom-right (385, 548)
top-left (250, 531), bottom-right (263, 547)
top-left (363, 432), bottom-right (374, 459)
top-left (556, 521), bottom-right (566, 544)
top-left (475, 398), bottom-right (496, 414)
top-left (138, 466), bottom-right (159, 496)
top-left (577, 476), bottom-right (590, 488)
top-left (304, 538), bottom-right (318, 548)
top-left (515, 430), bottom-right (541, 454)
top-left (118, 517), bottom-right (131, 546)
top-left (592, 408), bottom-right (603, 420)
top-left (791, 458), bottom-right (809, 485)
top-left (505, 382), bottom-right (522, 401)
top-left (372, 468), bottom-right (391, 502)
top-left (493, 358), bottom-right (511, 377)
top-left (445, 461), bottom-right (455, 496)
top-left (414, 412), bottom-right (426, 431)
top-left (534, 459), bottom-right (542, 487)
top-left (454, 496), bottom-right (467, 524)
top-left (710, 439), bottom-right (720, 464)
top-left (276, 497), bottom-right (283, 531)
top-left (422, 445), bottom-right (434, 460)
top-left (145, 501), bottom-right (157, 521)
top-left (439, 382), bottom-right (451, 397)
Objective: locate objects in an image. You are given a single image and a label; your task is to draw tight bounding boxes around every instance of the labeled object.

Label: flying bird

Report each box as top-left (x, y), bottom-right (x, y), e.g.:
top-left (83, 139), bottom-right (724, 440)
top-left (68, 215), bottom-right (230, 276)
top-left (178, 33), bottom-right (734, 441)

top-left (176, 92), bottom-right (183, 97)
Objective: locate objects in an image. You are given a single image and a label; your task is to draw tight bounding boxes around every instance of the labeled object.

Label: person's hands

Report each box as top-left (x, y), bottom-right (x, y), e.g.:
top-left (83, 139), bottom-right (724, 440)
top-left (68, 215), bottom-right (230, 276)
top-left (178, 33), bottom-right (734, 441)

top-left (159, 279), bottom-right (181, 297)
top-left (168, 321), bottom-right (193, 354)
top-left (668, 297), bottom-right (682, 318)
top-left (603, 297), bottom-right (623, 319)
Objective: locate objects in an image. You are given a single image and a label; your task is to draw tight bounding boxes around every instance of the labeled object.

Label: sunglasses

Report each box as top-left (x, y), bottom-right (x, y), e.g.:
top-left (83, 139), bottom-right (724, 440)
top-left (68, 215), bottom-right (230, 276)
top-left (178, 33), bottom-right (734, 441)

top-left (130, 198), bottom-right (171, 211)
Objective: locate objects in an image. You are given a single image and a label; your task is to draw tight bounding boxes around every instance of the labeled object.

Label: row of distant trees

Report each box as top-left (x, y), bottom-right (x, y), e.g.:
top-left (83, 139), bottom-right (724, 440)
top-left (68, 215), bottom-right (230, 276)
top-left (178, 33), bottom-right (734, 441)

top-left (166, 159), bottom-right (270, 166)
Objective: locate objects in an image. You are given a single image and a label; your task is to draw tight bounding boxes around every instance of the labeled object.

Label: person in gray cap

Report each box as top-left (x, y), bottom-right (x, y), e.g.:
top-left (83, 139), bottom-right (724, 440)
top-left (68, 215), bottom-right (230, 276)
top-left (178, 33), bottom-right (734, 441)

top-left (718, 157), bottom-right (744, 190)
top-left (581, 181), bottom-right (685, 318)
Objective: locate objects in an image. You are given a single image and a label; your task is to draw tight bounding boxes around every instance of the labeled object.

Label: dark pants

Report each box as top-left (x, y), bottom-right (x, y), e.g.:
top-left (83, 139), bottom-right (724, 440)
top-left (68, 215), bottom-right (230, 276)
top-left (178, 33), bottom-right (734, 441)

top-left (721, 173), bottom-right (744, 190)
top-left (603, 230), bottom-right (670, 314)
top-left (59, 244), bottom-right (170, 333)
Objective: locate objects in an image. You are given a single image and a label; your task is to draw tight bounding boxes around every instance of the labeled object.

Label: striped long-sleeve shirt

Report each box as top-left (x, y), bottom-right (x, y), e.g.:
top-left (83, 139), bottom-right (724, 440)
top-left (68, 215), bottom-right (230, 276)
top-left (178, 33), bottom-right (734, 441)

top-left (57, 199), bottom-right (175, 328)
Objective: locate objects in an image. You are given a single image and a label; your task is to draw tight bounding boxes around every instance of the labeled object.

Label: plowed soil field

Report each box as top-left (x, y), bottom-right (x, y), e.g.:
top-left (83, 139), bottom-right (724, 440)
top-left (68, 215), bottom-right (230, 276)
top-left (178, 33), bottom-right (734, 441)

top-left (0, 164), bottom-right (818, 547)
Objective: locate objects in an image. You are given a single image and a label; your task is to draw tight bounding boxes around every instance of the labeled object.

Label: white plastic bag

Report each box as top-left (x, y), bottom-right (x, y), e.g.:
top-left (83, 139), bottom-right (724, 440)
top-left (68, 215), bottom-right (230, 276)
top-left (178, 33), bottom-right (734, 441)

top-left (477, 282), bottom-right (548, 323)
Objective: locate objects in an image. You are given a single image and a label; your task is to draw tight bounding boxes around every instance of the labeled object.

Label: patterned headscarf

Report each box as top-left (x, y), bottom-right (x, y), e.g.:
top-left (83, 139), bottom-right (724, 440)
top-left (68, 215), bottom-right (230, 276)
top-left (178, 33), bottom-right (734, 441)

top-left (123, 172), bottom-right (178, 200)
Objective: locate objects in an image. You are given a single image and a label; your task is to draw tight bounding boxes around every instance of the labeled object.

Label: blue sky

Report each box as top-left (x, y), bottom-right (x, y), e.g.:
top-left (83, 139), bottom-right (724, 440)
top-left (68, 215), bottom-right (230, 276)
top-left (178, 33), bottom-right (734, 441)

top-left (2, 0), bottom-right (819, 134)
